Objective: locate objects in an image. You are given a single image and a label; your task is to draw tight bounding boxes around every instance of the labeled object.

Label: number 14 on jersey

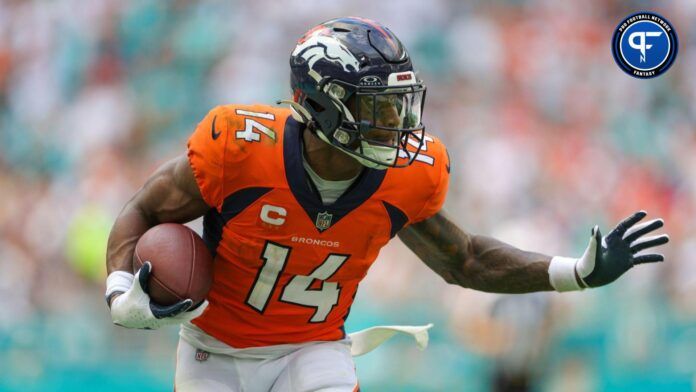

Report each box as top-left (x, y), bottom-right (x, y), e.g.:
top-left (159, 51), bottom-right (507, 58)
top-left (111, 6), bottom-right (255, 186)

top-left (245, 241), bottom-right (349, 323)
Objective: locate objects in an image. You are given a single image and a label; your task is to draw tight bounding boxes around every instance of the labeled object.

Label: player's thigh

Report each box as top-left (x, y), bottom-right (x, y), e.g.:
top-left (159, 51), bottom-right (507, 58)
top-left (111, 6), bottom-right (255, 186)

top-left (271, 341), bottom-right (358, 392)
top-left (174, 339), bottom-right (241, 392)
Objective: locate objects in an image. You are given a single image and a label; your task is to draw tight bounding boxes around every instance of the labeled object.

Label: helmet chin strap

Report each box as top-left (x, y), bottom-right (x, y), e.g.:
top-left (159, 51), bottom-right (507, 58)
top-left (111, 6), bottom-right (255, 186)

top-left (353, 141), bottom-right (397, 169)
top-left (320, 131), bottom-right (396, 170)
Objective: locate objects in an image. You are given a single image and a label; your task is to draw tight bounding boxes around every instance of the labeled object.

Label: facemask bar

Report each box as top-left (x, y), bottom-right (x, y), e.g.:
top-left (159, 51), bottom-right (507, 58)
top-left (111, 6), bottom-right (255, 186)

top-left (321, 79), bottom-right (427, 168)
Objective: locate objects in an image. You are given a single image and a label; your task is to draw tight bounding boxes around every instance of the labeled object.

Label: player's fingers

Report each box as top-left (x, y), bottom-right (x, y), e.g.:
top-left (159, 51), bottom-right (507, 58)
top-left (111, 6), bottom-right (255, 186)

top-left (630, 234), bottom-right (670, 253)
top-left (609, 211), bottom-right (647, 239)
top-left (633, 254), bottom-right (664, 264)
top-left (151, 299), bottom-right (193, 319)
top-left (137, 261), bottom-right (152, 294)
top-left (623, 219), bottom-right (663, 243)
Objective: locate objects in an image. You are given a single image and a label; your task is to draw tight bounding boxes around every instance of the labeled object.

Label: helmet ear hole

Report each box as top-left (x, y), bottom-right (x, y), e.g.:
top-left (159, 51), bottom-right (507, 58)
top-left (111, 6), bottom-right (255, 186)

top-left (302, 92), bottom-right (342, 136)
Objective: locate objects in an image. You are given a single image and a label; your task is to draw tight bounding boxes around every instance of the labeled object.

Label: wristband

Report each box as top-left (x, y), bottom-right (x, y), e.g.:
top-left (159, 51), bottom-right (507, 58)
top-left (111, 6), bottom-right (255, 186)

top-left (548, 256), bottom-right (583, 292)
top-left (105, 270), bottom-right (134, 304)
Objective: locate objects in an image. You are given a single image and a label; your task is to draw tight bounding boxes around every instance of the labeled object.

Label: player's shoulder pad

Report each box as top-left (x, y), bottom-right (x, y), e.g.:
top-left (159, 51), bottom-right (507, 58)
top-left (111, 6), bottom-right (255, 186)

top-left (188, 103), bottom-right (291, 161)
top-left (408, 133), bottom-right (450, 223)
top-left (381, 132), bottom-right (451, 224)
top-left (187, 103), bottom-right (291, 208)
top-left (414, 133), bottom-right (449, 177)
top-left (400, 132), bottom-right (450, 189)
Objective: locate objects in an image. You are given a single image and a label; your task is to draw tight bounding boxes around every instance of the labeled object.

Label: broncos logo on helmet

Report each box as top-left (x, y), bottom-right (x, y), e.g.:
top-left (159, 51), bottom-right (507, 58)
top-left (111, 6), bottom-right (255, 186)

top-left (292, 33), bottom-right (361, 79)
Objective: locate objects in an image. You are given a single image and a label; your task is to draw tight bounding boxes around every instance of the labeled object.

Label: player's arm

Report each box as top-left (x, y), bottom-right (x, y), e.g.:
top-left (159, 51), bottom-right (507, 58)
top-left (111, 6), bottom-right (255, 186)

top-left (105, 155), bottom-right (210, 329)
top-left (106, 155), bottom-right (208, 274)
top-left (398, 210), bottom-right (669, 293)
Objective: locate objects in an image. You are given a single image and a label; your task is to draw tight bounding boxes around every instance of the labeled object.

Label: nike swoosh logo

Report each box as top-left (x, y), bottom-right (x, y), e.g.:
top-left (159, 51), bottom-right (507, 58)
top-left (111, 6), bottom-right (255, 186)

top-left (211, 115), bottom-right (221, 140)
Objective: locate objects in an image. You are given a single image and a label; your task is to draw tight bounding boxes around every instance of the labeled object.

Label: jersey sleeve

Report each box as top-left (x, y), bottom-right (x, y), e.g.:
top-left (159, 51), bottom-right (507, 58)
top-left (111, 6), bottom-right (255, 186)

top-left (187, 106), bottom-right (230, 209)
top-left (412, 143), bottom-right (450, 223)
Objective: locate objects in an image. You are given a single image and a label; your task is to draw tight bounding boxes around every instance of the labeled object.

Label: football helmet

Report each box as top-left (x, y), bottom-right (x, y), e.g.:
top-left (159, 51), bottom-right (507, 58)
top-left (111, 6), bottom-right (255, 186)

top-left (284, 17), bottom-right (426, 169)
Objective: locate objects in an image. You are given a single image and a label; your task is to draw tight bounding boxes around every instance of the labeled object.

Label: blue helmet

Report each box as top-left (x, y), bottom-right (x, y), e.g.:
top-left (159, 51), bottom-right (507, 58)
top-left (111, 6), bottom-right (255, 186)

top-left (286, 17), bottom-right (426, 169)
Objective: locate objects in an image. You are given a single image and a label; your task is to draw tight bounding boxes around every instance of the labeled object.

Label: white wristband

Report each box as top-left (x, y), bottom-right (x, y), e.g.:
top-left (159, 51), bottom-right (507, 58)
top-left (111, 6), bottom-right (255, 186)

top-left (106, 270), bottom-right (135, 298)
top-left (548, 256), bottom-right (583, 292)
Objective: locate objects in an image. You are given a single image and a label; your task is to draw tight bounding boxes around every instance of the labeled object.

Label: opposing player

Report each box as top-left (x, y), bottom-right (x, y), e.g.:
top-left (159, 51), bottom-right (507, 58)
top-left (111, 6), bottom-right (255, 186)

top-left (105, 17), bottom-right (669, 391)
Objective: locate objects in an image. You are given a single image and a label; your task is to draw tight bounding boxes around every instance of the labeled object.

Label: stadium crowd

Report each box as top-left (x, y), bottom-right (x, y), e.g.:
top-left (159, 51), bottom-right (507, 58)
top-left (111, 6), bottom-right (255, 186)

top-left (1, 0), bottom-right (695, 390)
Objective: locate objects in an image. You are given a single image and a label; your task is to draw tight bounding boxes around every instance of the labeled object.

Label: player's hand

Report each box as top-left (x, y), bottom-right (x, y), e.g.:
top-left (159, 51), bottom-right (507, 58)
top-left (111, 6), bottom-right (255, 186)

top-left (575, 211), bottom-right (669, 288)
top-left (109, 262), bottom-right (208, 329)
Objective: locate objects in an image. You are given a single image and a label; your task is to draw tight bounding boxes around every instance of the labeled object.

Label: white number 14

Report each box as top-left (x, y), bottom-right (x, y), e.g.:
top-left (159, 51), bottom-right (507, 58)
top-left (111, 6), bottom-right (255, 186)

top-left (234, 109), bottom-right (276, 142)
top-left (245, 242), bottom-right (348, 322)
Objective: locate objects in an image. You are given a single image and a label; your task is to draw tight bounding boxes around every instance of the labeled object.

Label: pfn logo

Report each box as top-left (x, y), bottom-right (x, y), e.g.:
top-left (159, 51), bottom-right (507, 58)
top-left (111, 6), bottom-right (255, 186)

top-left (628, 31), bottom-right (663, 63)
top-left (612, 12), bottom-right (678, 79)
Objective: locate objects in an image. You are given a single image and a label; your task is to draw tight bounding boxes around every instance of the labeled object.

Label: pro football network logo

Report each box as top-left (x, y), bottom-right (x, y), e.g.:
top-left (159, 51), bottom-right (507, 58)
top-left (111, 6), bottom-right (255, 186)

top-left (611, 12), bottom-right (678, 78)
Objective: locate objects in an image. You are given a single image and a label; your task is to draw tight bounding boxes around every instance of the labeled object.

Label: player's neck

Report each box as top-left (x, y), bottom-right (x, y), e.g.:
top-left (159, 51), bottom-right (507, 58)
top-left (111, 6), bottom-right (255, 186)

top-left (302, 128), bottom-right (364, 181)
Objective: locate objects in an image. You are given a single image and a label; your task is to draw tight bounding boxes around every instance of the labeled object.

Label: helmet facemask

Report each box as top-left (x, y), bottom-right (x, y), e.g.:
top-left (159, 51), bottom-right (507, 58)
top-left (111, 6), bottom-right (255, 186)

top-left (308, 79), bottom-right (427, 170)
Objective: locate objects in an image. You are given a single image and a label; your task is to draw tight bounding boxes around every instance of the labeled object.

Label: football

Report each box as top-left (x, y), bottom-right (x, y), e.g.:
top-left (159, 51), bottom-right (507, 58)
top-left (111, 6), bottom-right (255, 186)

top-left (133, 223), bottom-right (213, 306)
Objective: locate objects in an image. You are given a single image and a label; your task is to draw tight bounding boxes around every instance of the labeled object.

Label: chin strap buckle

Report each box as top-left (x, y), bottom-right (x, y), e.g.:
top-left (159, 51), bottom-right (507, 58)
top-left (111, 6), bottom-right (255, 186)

top-left (333, 129), bottom-right (351, 145)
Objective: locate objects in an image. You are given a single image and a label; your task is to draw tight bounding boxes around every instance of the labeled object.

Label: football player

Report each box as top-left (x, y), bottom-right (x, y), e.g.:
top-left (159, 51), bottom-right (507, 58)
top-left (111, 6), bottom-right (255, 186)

top-left (105, 17), bottom-right (669, 392)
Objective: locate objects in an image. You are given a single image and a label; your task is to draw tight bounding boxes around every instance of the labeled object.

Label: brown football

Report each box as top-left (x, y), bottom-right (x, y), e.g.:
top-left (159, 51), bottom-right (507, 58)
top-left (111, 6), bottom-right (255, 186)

top-left (133, 223), bottom-right (213, 306)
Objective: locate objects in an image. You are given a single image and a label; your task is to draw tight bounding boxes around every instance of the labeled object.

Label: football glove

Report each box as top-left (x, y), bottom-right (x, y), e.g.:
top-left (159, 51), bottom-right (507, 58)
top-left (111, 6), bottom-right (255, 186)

top-left (107, 261), bottom-right (208, 329)
top-left (549, 211), bottom-right (669, 291)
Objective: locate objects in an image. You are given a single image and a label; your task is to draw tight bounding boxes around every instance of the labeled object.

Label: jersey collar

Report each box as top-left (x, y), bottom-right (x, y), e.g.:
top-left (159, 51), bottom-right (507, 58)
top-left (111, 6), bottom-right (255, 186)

top-left (283, 117), bottom-right (387, 233)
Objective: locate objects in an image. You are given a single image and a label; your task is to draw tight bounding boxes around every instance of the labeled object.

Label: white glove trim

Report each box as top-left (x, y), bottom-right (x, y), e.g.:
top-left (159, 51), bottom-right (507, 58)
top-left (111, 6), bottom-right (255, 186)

top-left (106, 270), bottom-right (134, 298)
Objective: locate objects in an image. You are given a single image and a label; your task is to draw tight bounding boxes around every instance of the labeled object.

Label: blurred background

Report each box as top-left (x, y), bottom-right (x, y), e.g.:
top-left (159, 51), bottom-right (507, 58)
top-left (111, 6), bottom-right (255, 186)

top-left (1, 0), bottom-right (695, 390)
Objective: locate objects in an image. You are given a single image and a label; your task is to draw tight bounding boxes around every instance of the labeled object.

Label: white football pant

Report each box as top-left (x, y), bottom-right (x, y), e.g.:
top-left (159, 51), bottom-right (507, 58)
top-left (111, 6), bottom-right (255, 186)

top-left (175, 338), bottom-right (359, 392)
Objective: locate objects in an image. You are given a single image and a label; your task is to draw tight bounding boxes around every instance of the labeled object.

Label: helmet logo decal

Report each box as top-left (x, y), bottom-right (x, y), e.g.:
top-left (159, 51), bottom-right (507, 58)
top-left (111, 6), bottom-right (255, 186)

top-left (359, 75), bottom-right (383, 86)
top-left (292, 34), bottom-right (360, 75)
top-left (387, 71), bottom-right (416, 86)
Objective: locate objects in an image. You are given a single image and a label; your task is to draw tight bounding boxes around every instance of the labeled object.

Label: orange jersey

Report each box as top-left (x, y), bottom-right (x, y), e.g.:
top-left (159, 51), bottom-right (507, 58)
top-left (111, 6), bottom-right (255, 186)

top-left (187, 104), bottom-right (449, 348)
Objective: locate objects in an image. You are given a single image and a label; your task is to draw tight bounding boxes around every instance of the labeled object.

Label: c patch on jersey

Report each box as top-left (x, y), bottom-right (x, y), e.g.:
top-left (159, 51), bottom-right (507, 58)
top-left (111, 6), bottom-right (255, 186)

top-left (260, 204), bottom-right (287, 227)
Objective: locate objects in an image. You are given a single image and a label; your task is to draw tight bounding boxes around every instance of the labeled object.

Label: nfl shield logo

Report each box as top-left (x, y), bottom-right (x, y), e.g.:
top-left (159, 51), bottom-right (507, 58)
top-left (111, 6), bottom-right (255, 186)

top-left (195, 349), bottom-right (209, 362)
top-left (315, 211), bottom-right (333, 231)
